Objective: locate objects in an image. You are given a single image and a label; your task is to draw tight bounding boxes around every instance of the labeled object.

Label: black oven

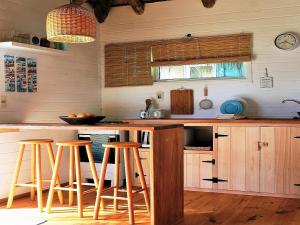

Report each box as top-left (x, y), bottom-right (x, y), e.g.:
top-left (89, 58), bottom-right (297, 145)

top-left (78, 133), bottom-right (119, 163)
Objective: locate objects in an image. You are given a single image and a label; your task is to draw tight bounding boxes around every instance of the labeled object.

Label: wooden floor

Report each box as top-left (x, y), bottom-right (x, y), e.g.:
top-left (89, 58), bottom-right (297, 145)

top-left (1, 191), bottom-right (300, 225)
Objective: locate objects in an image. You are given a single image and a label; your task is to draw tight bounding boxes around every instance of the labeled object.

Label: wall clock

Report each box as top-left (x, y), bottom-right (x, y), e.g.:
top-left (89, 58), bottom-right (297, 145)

top-left (274, 32), bottom-right (299, 51)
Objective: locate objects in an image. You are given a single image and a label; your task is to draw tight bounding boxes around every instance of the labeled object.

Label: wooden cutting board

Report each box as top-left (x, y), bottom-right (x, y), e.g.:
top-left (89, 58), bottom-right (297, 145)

top-left (170, 89), bottom-right (194, 115)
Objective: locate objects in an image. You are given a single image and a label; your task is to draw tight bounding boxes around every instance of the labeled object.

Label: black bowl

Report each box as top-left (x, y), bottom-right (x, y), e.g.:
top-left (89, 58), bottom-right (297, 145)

top-left (59, 116), bottom-right (106, 125)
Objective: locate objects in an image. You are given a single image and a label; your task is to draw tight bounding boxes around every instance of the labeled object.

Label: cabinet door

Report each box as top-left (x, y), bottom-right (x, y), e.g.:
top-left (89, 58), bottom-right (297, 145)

top-left (260, 127), bottom-right (275, 193)
top-left (230, 127), bottom-right (246, 191)
top-left (217, 127), bottom-right (231, 190)
top-left (184, 153), bottom-right (200, 188)
top-left (260, 127), bottom-right (290, 194)
top-left (290, 128), bottom-right (300, 195)
top-left (184, 153), bottom-right (213, 189)
top-left (217, 127), bottom-right (247, 191)
top-left (133, 150), bottom-right (150, 186)
top-left (199, 154), bottom-right (213, 189)
top-left (245, 127), bottom-right (260, 192)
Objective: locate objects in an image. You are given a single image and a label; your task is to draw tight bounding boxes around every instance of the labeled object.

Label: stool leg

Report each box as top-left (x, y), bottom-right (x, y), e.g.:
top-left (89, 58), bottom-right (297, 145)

top-left (124, 148), bottom-right (134, 225)
top-left (36, 144), bottom-right (43, 212)
top-left (30, 144), bottom-right (36, 201)
top-left (85, 144), bottom-right (99, 187)
top-left (93, 147), bottom-right (111, 220)
top-left (74, 146), bottom-right (83, 218)
top-left (7, 144), bottom-right (26, 208)
top-left (47, 143), bottom-right (64, 205)
top-left (46, 146), bottom-right (63, 213)
top-left (114, 147), bottom-right (120, 211)
top-left (86, 144), bottom-right (104, 209)
top-left (133, 147), bottom-right (150, 213)
top-left (69, 146), bottom-right (75, 206)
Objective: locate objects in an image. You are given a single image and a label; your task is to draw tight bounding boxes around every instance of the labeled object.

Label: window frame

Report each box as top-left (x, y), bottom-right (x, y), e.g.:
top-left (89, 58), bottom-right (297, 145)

top-left (152, 62), bottom-right (252, 83)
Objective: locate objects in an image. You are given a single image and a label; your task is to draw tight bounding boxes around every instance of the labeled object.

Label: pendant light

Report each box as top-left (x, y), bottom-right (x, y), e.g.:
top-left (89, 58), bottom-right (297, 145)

top-left (46, 2), bottom-right (96, 44)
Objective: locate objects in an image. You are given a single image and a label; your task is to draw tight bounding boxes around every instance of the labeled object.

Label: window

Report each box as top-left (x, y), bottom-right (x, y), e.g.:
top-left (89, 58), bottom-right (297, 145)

top-left (153, 62), bottom-right (248, 82)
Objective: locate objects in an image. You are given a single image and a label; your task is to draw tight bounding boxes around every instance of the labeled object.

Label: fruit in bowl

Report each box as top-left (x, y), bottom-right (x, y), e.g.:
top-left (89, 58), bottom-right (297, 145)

top-left (60, 113), bottom-right (105, 125)
top-left (67, 113), bottom-right (96, 118)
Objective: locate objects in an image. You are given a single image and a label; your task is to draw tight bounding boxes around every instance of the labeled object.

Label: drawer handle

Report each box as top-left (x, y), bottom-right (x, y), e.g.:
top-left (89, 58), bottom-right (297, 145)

top-left (258, 142), bottom-right (269, 151)
top-left (294, 136), bottom-right (300, 139)
top-left (139, 157), bottom-right (147, 160)
top-left (202, 159), bottom-right (215, 165)
top-left (295, 184), bottom-right (300, 187)
top-left (203, 177), bottom-right (228, 183)
top-left (215, 133), bottom-right (229, 139)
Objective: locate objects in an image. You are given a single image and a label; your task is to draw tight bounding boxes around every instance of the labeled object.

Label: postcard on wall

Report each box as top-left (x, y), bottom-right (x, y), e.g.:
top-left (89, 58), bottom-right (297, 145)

top-left (4, 55), bottom-right (15, 92)
top-left (27, 58), bottom-right (37, 92)
top-left (16, 57), bottom-right (27, 92)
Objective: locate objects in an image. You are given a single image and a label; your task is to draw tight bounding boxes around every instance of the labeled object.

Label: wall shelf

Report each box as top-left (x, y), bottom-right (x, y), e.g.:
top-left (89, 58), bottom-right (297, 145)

top-left (0, 41), bottom-right (68, 55)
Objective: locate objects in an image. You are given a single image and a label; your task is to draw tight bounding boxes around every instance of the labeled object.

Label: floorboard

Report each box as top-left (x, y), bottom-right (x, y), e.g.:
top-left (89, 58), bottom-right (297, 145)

top-left (0, 191), bottom-right (300, 225)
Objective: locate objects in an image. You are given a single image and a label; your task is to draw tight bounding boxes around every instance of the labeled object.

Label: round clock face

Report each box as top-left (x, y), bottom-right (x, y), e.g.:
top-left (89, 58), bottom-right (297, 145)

top-left (275, 32), bottom-right (299, 50)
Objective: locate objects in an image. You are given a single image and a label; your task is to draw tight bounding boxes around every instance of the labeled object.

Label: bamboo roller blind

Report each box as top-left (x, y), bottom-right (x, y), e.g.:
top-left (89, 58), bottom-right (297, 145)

top-left (105, 42), bottom-right (152, 87)
top-left (150, 33), bottom-right (252, 66)
top-left (105, 33), bottom-right (252, 87)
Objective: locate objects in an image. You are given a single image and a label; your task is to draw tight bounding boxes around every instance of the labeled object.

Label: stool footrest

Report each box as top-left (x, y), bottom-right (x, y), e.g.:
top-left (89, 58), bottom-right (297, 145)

top-left (73, 182), bottom-right (96, 187)
top-left (101, 195), bottom-right (129, 201)
top-left (54, 186), bottom-right (77, 192)
top-left (15, 183), bottom-right (37, 188)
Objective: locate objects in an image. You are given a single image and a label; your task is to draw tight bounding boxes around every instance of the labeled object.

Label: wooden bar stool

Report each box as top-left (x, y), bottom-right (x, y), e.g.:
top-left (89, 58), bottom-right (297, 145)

top-left (93, 142), bottom-right (150, 224)
top-left (7, 139), bottom-right (64, 212)
top-left (46, 140), bottom-right (99, 218)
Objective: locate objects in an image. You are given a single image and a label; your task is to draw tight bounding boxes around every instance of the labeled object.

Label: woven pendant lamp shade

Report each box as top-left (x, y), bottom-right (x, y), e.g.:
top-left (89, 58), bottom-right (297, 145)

top-left (46, 4), bottom-right (96, 43)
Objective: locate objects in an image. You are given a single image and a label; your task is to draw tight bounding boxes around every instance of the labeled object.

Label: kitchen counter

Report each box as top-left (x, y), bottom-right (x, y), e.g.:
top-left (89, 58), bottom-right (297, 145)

top-left (0, 122), bottom-right (182, 132)
top-left (0, 122), bottom-right (184, 225)
top-left (124, 118), bottom-right (300, 126)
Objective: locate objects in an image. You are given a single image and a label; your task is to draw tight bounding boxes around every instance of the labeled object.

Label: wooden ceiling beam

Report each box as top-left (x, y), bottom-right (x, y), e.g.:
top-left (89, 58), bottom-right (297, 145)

top-left (201, 0), bottom-right (216, 8)
top-left (129, 0), bottom-right (145, 15)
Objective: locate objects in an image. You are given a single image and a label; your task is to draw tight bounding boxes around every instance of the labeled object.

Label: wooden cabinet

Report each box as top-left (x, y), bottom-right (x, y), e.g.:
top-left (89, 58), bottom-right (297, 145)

top-left (260, 127), bottom-right (291, 194)
top-left (184, 152), bottom-right (213, 189)
top-left (217, 127), bottom-right (247, 191)
top-left (133, 149), bottom-right (213, 189)
top-left (133, 149), bottom-right (150, 186)
top-left (131, 125), bottom-right (300, 198)
top-left (290, 128), bottom-right (300, 195)
top-left (217, 126), bottom-right (292, 195)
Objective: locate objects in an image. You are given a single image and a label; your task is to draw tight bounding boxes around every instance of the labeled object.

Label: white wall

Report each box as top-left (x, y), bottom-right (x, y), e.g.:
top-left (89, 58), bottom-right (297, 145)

top-left (0, 0), bottom-right (100, 198)
top-left (99, 0), bottom-right (300, 119)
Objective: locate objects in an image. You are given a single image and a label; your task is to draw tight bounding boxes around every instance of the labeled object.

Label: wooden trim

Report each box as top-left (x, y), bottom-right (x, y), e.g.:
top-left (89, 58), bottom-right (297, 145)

top-left (184, 187), bottom-right (300, 199)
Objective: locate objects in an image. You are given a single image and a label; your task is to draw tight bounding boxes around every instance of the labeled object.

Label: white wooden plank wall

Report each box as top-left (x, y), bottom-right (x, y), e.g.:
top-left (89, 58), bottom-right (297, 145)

top-left (99, 0), bottom-right (300, 119)
top-left (0, 0), bottom-right (100, 198)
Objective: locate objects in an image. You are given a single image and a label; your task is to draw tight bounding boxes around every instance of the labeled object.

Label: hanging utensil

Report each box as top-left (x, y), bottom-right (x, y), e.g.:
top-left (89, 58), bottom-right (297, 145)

top-left (199, 85), bottom-right (213, 110)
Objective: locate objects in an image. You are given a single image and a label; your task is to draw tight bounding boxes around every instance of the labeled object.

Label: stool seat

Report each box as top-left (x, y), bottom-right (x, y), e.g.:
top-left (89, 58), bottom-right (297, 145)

top-left (19, 139), bottom-right (54, 144)
top-left (56, 140), bottom-right (92, 146)
top-left (102, 142), bottom-right (140, 148)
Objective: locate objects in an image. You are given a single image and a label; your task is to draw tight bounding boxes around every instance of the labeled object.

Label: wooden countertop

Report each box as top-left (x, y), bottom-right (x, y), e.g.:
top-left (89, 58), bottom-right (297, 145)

top-left (0, 122), bottom-right (183, 131)
top-left (124, 118), bottom-right (300, 126)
